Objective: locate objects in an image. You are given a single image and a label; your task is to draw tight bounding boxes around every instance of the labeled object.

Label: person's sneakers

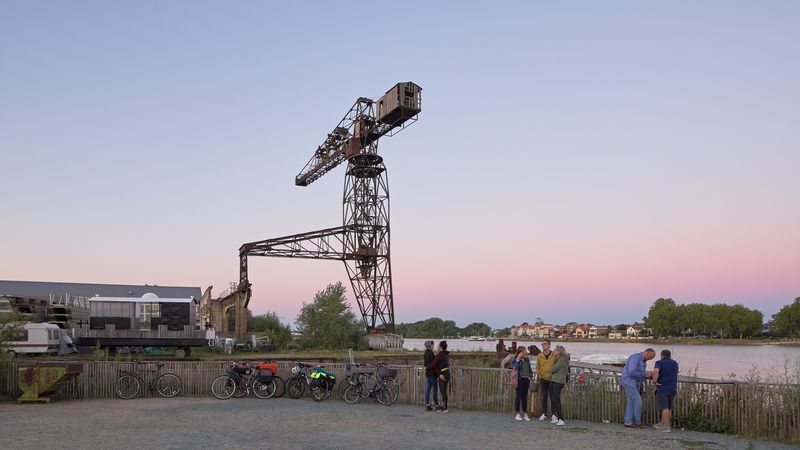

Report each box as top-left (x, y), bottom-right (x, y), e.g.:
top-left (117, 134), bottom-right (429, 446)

top-left (653, 424), bottom-right (671, 432)
top-left (515, 413), bottom-right (523, 421)
top-left (437, 408), bottom-right (448, 414)
top-left (556, 419), bottom-right (565, 426)
top-left (624, 423), bottom-right (639, 428)
top-left (426, 404), bottom-right (433, 412)
top-left (523, 414), bottom-right (531, 422)
top-left (551, 415), bottom-right (558, 424)
top-left (538, 414), bottom-right (547, 421)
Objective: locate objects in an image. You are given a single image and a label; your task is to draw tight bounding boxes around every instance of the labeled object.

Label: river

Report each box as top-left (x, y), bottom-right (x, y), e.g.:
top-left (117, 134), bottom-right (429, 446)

top-left (402, 338), bottom-right (800, 380)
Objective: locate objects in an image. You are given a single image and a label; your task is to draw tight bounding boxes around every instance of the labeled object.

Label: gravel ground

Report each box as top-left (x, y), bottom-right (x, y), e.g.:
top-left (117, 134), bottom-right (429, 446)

top-left (0, 397), bottom-right (794, 450)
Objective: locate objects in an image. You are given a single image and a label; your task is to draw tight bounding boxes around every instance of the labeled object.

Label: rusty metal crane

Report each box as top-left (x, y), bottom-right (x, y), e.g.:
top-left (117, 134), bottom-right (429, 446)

top-left (238, 82), bottom-right (422, 333)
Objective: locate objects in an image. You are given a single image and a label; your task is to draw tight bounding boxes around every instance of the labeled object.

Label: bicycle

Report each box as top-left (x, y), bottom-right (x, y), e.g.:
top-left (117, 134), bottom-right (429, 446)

top-left (375, 362), bottom-right (400, 404)
top-left (211, 361), bottom-right (277, 400)
top-left (342, 363), bottom-right (397, 406)
top-left (286, 362), bottom-right (335, 402)
top-left (114, 361), bottom-right (182, 399)
top-left (337, 362), bottom-right (367, 400)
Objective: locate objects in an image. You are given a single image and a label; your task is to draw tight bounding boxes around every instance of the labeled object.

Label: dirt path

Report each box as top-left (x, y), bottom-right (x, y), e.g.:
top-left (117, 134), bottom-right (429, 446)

top-left (0, 397), bottom-right (793, 449)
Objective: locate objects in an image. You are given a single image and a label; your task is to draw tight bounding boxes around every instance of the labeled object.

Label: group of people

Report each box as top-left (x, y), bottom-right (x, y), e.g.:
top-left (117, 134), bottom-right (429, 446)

top-left (511, 340), bottom-right (569, 425)
top-left (420, 339), bottom-right (680, 430)
top-left (508, 341), bottom-right (680, 432)
top-left (621, 347), bottom-right (679, 432)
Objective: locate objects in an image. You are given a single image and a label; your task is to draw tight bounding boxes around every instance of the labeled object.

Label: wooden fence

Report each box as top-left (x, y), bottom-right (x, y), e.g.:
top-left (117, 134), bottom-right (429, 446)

top-left (2, 360), bottom-right (798, 443)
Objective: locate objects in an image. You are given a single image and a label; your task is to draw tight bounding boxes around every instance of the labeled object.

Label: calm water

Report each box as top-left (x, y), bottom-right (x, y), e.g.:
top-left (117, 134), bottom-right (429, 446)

top-left (403, 338), bottom-right (800, 380)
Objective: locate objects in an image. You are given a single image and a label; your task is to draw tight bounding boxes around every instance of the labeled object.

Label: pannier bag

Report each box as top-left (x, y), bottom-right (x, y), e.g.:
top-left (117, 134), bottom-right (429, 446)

top-left (258, 369), bottom-right (274, 384)
top-left (377, 367), bottom-right (397, 379)
top-left (233, 362), bottom-right (252, 375)
top-left (310, 369), bottom-right (336, 390)
top-left (257, 362), bottom-right (278, 376)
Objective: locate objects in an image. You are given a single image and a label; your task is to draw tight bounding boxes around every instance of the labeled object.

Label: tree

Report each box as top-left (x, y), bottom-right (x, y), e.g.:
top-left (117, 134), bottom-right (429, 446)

top-left (644, 298), bottom-right (681, 337)
top-left (495, 327), bottom-right (512, 337)
top-left (0, 309), bottom-right (26, 360)
top-left (462, 322), bottom-right (492, 337)
top-left (728, 304), bottom-right (763, 339)
top-left (295, 282), bottom-right (364, 349)
top-left (247, 311), bottom-right (292, 350)
top-left (772, 297), bottom-right (800, 338)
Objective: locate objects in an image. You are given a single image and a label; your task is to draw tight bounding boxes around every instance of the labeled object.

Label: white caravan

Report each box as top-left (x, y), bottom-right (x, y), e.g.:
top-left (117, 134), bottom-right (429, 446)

top-left (5, 323), bottom-right (63, 356)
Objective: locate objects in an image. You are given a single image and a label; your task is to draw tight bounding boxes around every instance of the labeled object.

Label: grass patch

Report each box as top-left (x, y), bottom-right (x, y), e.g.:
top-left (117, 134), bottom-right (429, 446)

top-left (674, 438), bottom-right (718, 449)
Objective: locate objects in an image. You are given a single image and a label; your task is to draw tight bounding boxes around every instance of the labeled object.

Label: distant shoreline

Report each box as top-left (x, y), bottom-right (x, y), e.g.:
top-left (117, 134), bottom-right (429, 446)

top-left (409, 337), bottom-right (800, 347)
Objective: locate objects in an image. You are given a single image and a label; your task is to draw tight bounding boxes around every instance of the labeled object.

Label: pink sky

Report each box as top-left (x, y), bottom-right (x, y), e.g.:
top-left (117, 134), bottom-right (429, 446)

top-left (1, 2), bottom-right (798, 328)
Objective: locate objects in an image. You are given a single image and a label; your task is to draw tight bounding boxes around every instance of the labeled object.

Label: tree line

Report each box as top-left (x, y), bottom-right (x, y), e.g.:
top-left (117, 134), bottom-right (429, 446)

top-left (772, 297), bottom-right (800, 338)
top-left (395, 317), bottom-right (492, 339)
top-left (246, 293), bottom-right (800, 350)
top-left (644, 298), bottom-right (764, 338)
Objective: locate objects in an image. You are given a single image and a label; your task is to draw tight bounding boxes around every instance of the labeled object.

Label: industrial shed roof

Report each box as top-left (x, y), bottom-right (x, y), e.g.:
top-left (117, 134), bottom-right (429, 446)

top-left (0, 280), bottom-right (202, 302)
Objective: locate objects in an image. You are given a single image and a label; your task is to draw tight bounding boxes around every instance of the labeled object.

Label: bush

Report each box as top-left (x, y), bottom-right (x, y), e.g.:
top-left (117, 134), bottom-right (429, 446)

top-left (674, 402), bottom-right (732, 433)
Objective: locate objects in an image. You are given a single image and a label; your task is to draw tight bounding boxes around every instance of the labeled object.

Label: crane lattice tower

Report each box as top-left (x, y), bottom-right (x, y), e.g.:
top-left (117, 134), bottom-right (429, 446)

top-left (238, 82), bottom-right (422, 333)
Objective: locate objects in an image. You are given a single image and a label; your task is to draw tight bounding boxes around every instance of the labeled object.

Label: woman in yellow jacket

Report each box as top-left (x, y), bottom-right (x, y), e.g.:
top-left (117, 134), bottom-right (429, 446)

top-left (536, 340), bottom-right (555, 421)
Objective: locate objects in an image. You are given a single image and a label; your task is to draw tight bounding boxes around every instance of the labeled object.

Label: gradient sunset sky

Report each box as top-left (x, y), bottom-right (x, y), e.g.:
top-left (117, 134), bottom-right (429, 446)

top-left (2, 1), bottom-right (798, 328)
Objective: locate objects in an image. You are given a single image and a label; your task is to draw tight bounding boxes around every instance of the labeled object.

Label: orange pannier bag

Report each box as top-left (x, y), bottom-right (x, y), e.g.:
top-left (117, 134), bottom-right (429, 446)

top-left (257, 362), bottom-right (278, 375)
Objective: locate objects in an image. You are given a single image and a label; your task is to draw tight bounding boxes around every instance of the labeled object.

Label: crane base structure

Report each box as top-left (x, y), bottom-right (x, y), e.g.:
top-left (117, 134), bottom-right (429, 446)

top-left (238, 83), bottom-right (422, 334)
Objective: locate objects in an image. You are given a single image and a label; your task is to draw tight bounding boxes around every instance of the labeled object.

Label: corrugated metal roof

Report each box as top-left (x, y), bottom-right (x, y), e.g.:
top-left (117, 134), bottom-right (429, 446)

top-left (0, 280), bottom-right (202, 301)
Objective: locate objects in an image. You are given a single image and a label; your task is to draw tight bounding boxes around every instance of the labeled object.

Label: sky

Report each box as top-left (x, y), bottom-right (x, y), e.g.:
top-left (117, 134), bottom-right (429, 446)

top-left (1, 1), bottom-right (798, 329)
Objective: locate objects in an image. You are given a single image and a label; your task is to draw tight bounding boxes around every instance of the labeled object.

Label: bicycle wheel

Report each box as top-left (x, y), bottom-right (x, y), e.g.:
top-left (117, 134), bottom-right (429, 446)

top-left (114, 374), bottom-right (140, 399)
top-left (343, 385), bottom-right (362, 404)
top-left (272, 376), bottom-right (286, 398)
top-left (336, 378), bottom-right (349, 401)
top-left (253, 379), bottom-right (277, 399)
top-left (211, 375), bottom-right (236, 400)
top-left (311, 379), bottom-right (330, 402)
top-left (383, 377), bottom-right (400, 404)
top-left (322, 381), bottom-right (333, 400)
top-left (156, 373), bottom-right (182, 398)
top-left (286, 376), bottom-right (306, 399)
top-left (233, 381), bottom-right (247, 398)
top-left (375, 383), bottom-right (394, 406)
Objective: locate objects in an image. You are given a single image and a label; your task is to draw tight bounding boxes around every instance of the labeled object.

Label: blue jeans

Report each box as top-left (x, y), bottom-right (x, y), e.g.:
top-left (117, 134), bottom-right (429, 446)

top-left (425, 377), bottom-right (439, 405)
top-left (514, 377), bottom-right (530, 413)
top-left (622, 379), bottom-right (643, 425)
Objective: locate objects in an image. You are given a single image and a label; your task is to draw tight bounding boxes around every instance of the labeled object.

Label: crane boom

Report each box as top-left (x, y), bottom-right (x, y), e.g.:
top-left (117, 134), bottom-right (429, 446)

top-left (294, 83), bottom-right (421, 187)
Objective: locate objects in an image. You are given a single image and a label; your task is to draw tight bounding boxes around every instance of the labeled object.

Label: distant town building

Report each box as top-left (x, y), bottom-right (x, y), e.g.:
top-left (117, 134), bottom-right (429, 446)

top-left (574, 325), bottom-right (590, 338)
top-left (588, 325), bottom-right (609, 338)
top-left (627, 324), bottom-right (645, 338)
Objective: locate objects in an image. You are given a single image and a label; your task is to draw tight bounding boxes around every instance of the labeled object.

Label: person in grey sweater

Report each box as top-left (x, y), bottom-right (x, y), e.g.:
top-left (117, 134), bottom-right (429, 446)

top-left (548, 345), bottom-right (570, 426)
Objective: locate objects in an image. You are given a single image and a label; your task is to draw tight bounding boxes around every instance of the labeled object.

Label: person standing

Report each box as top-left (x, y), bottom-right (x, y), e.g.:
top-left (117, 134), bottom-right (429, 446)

top-left (511, 347), bottom-right (532, 421)
top-left (536, 339), bottom-right (555, 421)
top-left (434, 340), bottom-right (450, 413)
top-left (652, 349), bottom-right (679, 432)
top-left (621, 348), bottom-right (656, 428)
top-left (423, 340), bottom-right (439, 411)
top-left (548, 344), bottom-right (569, 426)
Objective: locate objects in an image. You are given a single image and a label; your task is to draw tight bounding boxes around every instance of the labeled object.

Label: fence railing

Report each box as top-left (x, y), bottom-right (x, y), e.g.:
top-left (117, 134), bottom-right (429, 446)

top-left (2, 360), bottom-right (798, 443)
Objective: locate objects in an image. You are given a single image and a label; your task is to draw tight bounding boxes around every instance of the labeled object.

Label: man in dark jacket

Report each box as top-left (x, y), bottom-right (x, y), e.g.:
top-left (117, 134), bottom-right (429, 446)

top-left (423, 340), bottom-right (439, 411)
top-left (431, 340), bottom-right (450, 413)
top-left (652, 349), bottom-right (679, 432)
